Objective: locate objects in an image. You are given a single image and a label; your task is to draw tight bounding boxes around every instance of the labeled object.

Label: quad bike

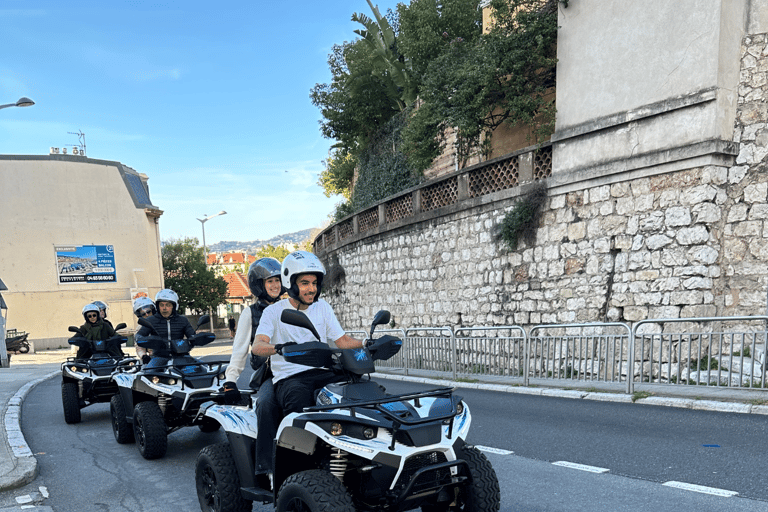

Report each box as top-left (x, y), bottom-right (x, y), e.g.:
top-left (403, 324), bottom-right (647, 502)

top-left (110, 315), bottom-right (229, 460)
top-left (194, 309), bottom-right (501, 512)
top-left (61, 322), bottom-right (137, 424)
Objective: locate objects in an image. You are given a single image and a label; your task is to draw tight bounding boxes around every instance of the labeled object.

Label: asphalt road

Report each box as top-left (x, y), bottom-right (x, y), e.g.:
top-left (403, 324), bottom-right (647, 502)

top-left (9, 374), bottom-right (768, 511)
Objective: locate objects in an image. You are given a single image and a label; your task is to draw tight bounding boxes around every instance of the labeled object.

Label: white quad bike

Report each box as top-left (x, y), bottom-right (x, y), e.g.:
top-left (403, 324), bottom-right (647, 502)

top-left (61, 322), bottom-right (138, 424)
top-left (110, 314), bottom-right (229, 459)
top-left (194, 309), bottom-right (501, 512)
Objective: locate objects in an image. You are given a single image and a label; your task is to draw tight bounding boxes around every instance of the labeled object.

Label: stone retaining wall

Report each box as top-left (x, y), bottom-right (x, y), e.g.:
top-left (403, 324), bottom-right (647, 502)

top-left (318, 33), bottom-right (768, 333)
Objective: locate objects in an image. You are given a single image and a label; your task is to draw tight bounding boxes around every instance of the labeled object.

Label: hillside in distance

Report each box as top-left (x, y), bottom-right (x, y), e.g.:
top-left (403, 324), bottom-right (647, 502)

top-left (209, 227), bottom-right (320, 254)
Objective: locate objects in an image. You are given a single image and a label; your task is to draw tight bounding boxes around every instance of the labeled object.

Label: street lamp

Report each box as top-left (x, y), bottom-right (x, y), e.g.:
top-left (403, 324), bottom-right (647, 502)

top-left (0, 97), bottom-right (35, 110)
top-left (197, 211), bottom-right (227, 331)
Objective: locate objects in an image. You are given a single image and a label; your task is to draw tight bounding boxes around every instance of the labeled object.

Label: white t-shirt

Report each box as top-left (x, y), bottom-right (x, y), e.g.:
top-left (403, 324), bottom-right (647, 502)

top-left (255, 298), bottom-right (345, 384)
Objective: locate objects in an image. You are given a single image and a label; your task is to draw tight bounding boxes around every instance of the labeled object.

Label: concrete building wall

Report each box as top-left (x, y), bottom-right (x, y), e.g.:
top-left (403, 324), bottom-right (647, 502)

top-left (553, 0), bottom-right (747, 176)
top-left (0, 155), bottom-right (164, 349)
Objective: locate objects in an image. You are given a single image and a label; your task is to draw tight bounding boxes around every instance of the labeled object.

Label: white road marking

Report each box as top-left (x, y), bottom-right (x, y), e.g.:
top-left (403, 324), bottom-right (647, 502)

top-left (475, 445), bottom-right (514, 455)
top-left (15, 495), bottom-right (33, 504)
top-left (663, 481), bottom-right (738, 497)
top-left (552, 461), bottom-right (610, 473)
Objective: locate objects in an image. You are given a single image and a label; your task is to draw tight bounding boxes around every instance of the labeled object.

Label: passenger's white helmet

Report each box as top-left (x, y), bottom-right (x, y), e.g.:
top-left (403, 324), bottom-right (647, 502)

top-left (91, 300), bottom-right (109, 318)
top-left (155, 289), bottom-right (179, 313)
top-left (281, 251), bottom-right (325, 304)
top-left (133, 297), bottom-right (156, 318)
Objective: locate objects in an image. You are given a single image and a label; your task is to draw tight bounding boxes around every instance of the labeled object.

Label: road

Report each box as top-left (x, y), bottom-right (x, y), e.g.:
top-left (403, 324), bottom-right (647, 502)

top-left (8, 373), bottom-right (768, 511)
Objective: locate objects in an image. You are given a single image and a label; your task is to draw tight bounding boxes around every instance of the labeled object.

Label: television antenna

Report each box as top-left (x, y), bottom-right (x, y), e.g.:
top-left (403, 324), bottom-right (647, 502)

top-left (67, 130), bottom-right (86, 155)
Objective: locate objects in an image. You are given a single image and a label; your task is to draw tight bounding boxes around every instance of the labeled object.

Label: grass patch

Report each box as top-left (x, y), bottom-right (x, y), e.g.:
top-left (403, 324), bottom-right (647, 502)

top-left (631, 391), bottom-right (652, 403)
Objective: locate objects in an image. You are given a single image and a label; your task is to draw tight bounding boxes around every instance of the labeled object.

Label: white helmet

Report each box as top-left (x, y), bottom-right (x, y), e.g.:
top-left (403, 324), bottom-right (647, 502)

top-left (133, 297), bottom-right (156, 318)
top-left (281, 251), bottom-right (325, 304)
top-left (155, 289), bottom-right (179, 313)
top-left (91, 300), bottom-right (109, 318)
top-left (82, 303), bottom-right (101, 323)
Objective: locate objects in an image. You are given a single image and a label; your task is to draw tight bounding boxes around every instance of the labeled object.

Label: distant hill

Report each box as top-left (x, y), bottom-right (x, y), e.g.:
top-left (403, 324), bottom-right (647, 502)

top-left (208, 227), bottom-right (321, 254)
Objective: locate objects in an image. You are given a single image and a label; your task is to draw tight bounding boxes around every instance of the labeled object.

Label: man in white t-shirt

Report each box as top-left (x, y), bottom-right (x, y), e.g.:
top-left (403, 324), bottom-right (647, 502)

top-left (251, 250), bottom-right (363, 416)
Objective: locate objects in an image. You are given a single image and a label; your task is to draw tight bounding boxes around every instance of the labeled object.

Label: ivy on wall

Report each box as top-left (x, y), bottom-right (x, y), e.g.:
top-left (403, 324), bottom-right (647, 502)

top-left (497, 182), bottom-right (548, 251)
top-left (334, 111), bottom-right (422, 221)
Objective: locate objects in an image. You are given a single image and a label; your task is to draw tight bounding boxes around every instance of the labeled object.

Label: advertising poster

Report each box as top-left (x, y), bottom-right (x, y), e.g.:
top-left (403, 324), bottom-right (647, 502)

top-left (56, 245), bottom-right (117, 284)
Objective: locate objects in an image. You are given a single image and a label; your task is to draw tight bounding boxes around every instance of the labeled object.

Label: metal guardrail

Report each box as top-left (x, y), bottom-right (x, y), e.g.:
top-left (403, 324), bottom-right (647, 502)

top-left (344, 316), bottom-right (768, 395)
top-left (529, 323), bottom-right (631, 390)
top-left (629, 316), bottom-right (768, 394)
top-left (454, 326), bottom-right (527, 384)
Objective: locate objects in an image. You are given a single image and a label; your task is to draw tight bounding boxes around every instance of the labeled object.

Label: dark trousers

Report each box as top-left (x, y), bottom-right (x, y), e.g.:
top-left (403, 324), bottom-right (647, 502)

top-left (254, 378), bottom-right (280, 474)
top-left (275, 369), bottom-right (342, 416)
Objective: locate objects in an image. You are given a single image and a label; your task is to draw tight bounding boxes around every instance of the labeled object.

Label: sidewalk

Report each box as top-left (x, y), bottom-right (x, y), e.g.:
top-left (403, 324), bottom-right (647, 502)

top-left (3, 345), bottom-right (768, 500)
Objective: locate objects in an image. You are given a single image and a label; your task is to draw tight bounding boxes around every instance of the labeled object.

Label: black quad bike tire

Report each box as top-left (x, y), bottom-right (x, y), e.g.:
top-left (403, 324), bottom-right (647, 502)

top-left (61, 381), bottom-right (81, 424)
top-left (18, 343), bottom-right (30, 354)
top-left (195, 442), bottom-right (252, 512)
top-left (276, 469), bottom-right (355, 512)
top-left (421, 445), bottom-right (501, 512)
top-left (198, 417), bottom-right (221, 433)
top-left (110, 394), bottom-right (135, 444)
top-left (133, 401), bottom-right (167, 459)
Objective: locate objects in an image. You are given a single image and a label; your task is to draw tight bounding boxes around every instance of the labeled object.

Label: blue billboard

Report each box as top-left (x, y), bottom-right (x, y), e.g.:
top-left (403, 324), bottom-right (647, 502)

top-left (55, 245), bottom-right (117, 284)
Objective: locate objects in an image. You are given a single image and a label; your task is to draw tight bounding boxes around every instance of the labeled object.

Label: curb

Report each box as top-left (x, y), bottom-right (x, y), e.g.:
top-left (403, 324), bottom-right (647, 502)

top-left (0, 371), bottom-right (58, 492)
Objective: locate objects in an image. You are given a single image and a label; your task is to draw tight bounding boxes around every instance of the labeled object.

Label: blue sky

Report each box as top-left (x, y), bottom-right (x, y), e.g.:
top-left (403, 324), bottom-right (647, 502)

top-left (0, 0), bottom-right (400, 245)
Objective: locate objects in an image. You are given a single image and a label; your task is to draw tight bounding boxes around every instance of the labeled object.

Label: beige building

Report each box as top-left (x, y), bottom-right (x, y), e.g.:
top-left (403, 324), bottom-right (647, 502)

top-left (0, 154), bottom-right (164, 350)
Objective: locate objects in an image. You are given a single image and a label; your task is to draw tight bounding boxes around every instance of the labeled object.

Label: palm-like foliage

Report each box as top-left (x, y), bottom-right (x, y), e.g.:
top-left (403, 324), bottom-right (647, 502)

top-left (352, 0), bottom-right (417, 110)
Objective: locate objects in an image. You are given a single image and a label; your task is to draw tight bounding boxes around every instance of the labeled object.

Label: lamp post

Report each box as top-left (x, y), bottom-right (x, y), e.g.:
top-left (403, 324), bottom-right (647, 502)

top-left (197, 211), bottom-right (227, 331)
top-left (0, 97), bottom-right (35, 111)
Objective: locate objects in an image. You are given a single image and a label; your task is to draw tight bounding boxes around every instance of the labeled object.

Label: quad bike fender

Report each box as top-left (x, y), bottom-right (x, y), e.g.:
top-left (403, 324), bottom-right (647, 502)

top-left (199, 402), bottom-right (259, 439)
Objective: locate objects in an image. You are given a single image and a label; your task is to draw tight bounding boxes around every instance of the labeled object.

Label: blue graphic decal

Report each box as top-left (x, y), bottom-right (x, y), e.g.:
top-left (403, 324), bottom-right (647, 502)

top-left (287, 351), bottom-right (308, 356)
top-left (381, 401), bottom-right (408, 412)
top-left (354, 349), bottom-right (369, 361)
top-left (176, 340), bottom-right (185, 347)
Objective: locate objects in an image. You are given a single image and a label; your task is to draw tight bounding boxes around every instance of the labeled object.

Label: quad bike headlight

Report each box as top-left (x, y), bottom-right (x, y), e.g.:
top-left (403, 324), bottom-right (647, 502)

top-left (456, 401), bottom-right (464, 415)
top-left (323, 422), bottom-right (378, 440)
top-left (70, 366), bottom-right (78, 372)
top-left (167, 378), bottom-right (177, 386)
top-left (218, 372), bottom-right (226, 381)
top-left (151, 376), bottom-right (160, 384)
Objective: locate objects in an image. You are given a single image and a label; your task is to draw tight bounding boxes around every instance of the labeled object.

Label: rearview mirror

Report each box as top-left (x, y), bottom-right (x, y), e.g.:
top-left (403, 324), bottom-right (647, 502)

top-left (280, 309), bottom-right (321, 342)
top-left (370, 310), bottom-right (391, 338)
top-left (68, 326), bottom-right (80, 333)
top-left (114, 322), bottom-right (127, 331)
top-left (197, 314), bottom-right (211, 329)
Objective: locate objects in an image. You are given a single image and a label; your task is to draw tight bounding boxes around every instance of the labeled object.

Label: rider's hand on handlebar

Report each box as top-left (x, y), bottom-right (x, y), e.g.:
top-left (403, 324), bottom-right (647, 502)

top-left (222, 381), bottom-right (241, 405)
top-left (273, 342), bottom-right (297, 355)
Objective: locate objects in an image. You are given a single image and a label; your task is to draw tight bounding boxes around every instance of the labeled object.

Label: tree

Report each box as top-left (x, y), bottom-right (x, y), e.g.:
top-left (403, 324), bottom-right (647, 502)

top-left (161, 238), bottom-right (228, 315)
top-left (402, 0), bottom-right (558, 171)
top-left (255, 244), bottom-right (290, 261)
top-left (397, 0), bottom-right (483, 89)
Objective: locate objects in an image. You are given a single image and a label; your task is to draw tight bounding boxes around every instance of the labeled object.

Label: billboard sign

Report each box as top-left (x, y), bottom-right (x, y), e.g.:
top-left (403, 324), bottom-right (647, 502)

top-left (56, 245), bottom-right (117, 284)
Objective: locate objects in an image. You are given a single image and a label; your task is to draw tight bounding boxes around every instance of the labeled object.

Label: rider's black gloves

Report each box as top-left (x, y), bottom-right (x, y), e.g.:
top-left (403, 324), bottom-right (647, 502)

top-left (222, 382), bottom-right (241, 405)
top-left (141, 354), bottom-right (151, 365)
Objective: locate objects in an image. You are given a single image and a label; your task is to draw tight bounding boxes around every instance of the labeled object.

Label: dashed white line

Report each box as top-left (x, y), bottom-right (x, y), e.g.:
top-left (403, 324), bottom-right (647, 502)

top-left (552, 461), bottom-right (610, 473)
top-left (662, 481), bottom-right (738, 497)
top-left (475, 445), bottom-right (514, 455)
